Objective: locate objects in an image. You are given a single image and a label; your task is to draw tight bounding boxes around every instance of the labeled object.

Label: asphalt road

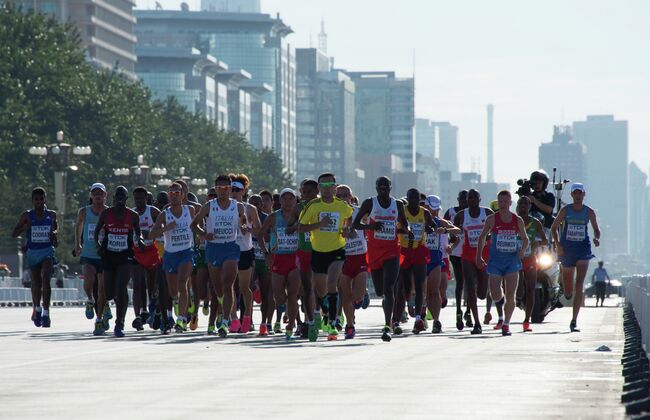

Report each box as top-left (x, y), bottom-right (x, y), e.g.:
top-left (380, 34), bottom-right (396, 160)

top-left (0, 298), bottom-right (624, 419)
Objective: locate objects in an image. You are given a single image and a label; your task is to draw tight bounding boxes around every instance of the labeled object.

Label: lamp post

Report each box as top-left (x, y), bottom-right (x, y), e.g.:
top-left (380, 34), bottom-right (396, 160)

top-left (156, 169), bottom-right (208, 197)
top-left (113, 154), bottom-right (167, 189)
top-left (28, 130), bottom-right (92, 217)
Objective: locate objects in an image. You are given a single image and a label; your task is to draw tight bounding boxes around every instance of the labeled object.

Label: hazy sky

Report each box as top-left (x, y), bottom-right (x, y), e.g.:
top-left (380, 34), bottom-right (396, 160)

top-left (137, 0), bottom-right (650, 185)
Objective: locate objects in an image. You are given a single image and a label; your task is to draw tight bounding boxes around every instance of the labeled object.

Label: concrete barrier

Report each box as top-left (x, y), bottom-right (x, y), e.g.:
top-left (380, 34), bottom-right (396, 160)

top-left (625, 274), bottom-right (650, 353)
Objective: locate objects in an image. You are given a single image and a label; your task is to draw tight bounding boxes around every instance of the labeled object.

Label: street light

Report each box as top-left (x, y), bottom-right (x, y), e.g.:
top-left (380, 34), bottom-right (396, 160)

top-left (28, 130), bottom-right (92, 216)
top-left (113, 155), bottom-right (166, 188)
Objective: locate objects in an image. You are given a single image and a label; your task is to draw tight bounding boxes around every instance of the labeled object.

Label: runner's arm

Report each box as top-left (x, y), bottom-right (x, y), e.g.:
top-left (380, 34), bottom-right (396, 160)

top-left (190, 202), bottom-right (210, 236)
top-left (297, 205), bottom-right (327, 233)
top-left (396, 201), bottom-right (412, 236)
top-left (257, 213), bottom-right (275, 255)
top-left (588, 208), bottom-right (601, 247)
top-left (94, 210), bottom-right (106, 251)
top-left (148, 210), bottom-right (167, 239)
top-left (550, 207), bottom-right (566, 248)
top-left (131, 210), bottom-right (144, 247)
top-left (535, 219), bottom-right (548, 246)
top-left (439, 218), bottom-right (461, 235)
top-left (74, 207), bottom-right (86, 253)
top-left (352, 198), bottom-right (375, 231)
top-left (516, 216), bottom-right (529, 259)
top-left (49, 210), bottom-right (58, 247)
top-left (11, 212), bottom-right (29, 238)
top-left (248, 205), bottom-right (262, 236)
top-left (475, 215), bottom-right (494, 265)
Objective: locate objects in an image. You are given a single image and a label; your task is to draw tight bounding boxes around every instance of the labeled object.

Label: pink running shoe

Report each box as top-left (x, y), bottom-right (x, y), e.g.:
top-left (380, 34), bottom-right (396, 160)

top-left (241, 316), bottom-right (252, 333)
top-left (230, 318), bottom-right (241, 333)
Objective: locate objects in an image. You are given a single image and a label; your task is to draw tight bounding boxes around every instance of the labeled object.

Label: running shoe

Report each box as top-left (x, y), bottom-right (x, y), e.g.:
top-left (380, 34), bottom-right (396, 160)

top-left (160, 318), bottom-right (170, 335)
top-left (362, 291), bottom-right (370, 309)
top-left (286, 330), bottom-right (296, 341)
top-left (188, 301), bottom-right (196, 316)
top-left (93, 320), bottom-right (104, 336)
top-left (85, 301), bottom-right (95, 320)
top-left (441, 297), bottom-right (448, 308)
top-left (392, 322), bottom-right (403, 336)
top-left (327, 325), bottom-right (338, 341)
top-left (207, 325), bottom-right (216, 335)
top-left (41, 314), bottom-right (51, 328)
top-left (426, 309), bottom-right (433, 321)
top-left (230, 318), bottom-right (241, 334)
top-left (114, 324), bottom-right (125, 338)
top-left (202, 300), bottom-right (210, 316)
top-left (167, 316), bottom-right (175, 329)
top-left (353, 299), bottom-right (362, 310)
top-left (569, 320), bottom-right (580, 332)
top-left (241, 316), bottom-right (252, 334)
top-left (381, 325), bottom-right (392, 342)
top-left (323, 315), bottom-right (329, 329)
top-left (483, 312), bottom-right (492, 325)
top-left (493, 320), bottom-right (503, 330)
top-left (31, 309), bottom-right (42, 327)
top-left (432, 320), bottom-right (442, 334)
top-left (313, 313), bottom-right (322, 332)
top-left (464, 310), bottom-right (473, 328)
top-left (259, 324), bottom-right (268, 336)
top-left (470, 324), bottom-right (482, 335)
top-left (407, 297), bottom-right (416, 317)
top-left (456, 311), bottom-right (464, 331)
top-left (140, 311), bottom-right (150, 326)
top-left (132, 316), bottom-right (144, 331)
top-left (344, 325), bottom-right (355, 340)
top-left (104, 305), bottom-right (113, 320)
top-left (273, 321), bottom-right (282, 334)
top-left (423, 317), bottom-right (429, 330)
top-left (189, 315), bottom-right (198, 331)
top-left (300, 323), bottom-right (309, 339)
top-left (218, 323), bottom-right (228, 338)
top-left (175, 319), bottom-right (187, 333)
top-left (412, 319), bottom-right (425, 334)
top-left (522, 321), bottom-right (532, 332)
top-left (400, 310), bottom-right (409, 324)
top-left (308, 323), bottom-right (318, 342)
top-left (102, 317), bottom-right (110, 332)
top-left (501, 324), bottom-right (511, 336)
top-left (267, 323), bottom-right (275, 336)
top-left (173, 300), bottom-right (179, 317)
top-left (335, 318), bottom-right (343, 332)
top-left (148, 298), bottom-right (158, 321)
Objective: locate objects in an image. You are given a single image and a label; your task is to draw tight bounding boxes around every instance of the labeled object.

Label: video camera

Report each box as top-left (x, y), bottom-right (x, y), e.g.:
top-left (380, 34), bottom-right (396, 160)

top-left (516, 179), bottom-right (533, 197)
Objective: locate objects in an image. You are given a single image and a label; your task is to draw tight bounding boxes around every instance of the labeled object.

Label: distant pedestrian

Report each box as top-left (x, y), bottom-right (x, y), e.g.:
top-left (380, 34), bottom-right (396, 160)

top-left (592, 261), bottom-right (610, 307)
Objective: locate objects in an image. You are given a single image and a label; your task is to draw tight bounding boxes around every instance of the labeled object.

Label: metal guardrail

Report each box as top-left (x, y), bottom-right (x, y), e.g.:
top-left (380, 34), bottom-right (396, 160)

top-left (625, 274), bottom-right (650, 354)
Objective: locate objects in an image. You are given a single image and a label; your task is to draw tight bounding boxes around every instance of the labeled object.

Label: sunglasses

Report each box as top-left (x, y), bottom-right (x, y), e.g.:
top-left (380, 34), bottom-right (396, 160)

top-left (169, 190), bottom-right (182, 196)
top-left (319, 182), bottom-right (336, 188)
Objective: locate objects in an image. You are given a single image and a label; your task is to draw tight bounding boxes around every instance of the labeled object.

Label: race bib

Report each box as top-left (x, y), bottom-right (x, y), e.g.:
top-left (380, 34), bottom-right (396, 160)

top-left (495, 231), bottom-right (517, 253)
top-left (253, 241), bottom-right (265, 259)
top-left (87, 223), bottom-right (96, 243)
top-left (319, 212), bottom-right (340, 233)
top-left (107, 233), bottom-right (128, 252)
top-left (170, 228), bottom-right (192, 249)
top-left (304, 231), bottom-right (311, 243)
top-left (467, 228), bottom-right (482, 247)
top-left (345, 231), bottom-right (366, 254)
top-left (411, 223), bottom-right (424, 242)
top-left (213, 224), bottom-right (236, 241)
top-left (426, 233), bottom-right (440, 251)
top-left (31, 225), bottom-right (51, 243)
top-left (374, 220), bottom-right (396, 240)
top-left (566, 224), bottom-right (586, 242)
top-left (276, 228), bottom-right (299, 253)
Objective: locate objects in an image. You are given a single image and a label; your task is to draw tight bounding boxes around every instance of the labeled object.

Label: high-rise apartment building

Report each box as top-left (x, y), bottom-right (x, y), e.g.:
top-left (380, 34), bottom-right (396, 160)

top-left (538, 125), bottom-right (586, 185)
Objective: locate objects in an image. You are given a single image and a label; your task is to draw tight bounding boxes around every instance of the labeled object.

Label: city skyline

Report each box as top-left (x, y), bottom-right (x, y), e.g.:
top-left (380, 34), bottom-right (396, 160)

top-left (138, 0), bottom-right (650, 185)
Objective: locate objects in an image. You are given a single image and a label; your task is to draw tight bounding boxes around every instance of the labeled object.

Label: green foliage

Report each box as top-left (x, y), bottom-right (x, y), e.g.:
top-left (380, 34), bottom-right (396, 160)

top-left (0, 4), bottom-right (292, 264)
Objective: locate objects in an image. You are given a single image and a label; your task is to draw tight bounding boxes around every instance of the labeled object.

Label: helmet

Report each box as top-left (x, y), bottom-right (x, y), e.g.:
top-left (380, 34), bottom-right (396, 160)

top-left (530, 170), bottom-right (549, 189)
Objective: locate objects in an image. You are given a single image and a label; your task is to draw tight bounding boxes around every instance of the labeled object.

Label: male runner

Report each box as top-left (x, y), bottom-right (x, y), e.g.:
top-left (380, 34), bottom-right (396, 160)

top-left (453, 189), bottom-right (493, 334)
top-left (516, 196), bottom-right (547, 331)
top-left (95, 186), bottom-right (144, 337)
top-left (423, 195), bottom-right (461, 333)
top-left (131, 187), bottom-right (161, 331)
top-left (74, 183), bottom-right (109, 334)
top-left (12, 187), bottom-right (58, 328)
top-left (258, 188), bottom-right (300, 340)
top-left (444, 190), bottom-right (471, 330)
top-left (551, 182), bottom-right (601, 332)
top-left (336, 184), bottom-right (368, 340)
top-left (150, 183), bottom-right (195, 332)
top-left (476, 190), bottom-right (528, 336)
top-left (191, 175), bottom-right (247, 337)
top-left (395, 188), bottom-right (435, 335)
top-left (353, 176), bottom-right (411, 342)
top-left (592, 261), bottom-right (611, 307)
top-left (250, 193), bottom-right (274, 336)
top-left (299, 173), bottom-right (354, 341)
top-left (286, 179), bottom-right (319, 338)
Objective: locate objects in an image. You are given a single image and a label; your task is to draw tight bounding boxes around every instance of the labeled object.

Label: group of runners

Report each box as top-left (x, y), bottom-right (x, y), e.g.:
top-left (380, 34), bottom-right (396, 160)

top-left (12, 170), bottom-right (602, 341)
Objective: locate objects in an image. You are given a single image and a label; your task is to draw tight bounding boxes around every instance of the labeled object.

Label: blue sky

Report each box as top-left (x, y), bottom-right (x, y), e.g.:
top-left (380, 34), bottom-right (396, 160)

top-left (137, 0), bottom-right (650, 185)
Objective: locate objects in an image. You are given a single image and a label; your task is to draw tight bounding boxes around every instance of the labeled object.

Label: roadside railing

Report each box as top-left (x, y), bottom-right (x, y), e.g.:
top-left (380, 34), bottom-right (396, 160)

top-left (625, 274), bottom-right (650, 353)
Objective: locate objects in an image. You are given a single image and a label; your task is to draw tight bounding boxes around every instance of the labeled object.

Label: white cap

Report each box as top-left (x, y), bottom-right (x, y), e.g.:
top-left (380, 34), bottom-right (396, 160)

top-left (280, 188), bottom-right (296, 197)
top-left (231, 181), bottom-right (245, 190)
top-left (90, 182), bottom-right (106, 193)
top-left (424, 195), bottom-right (441, 210)
top-left (570, 182), bottom-right (586, 193)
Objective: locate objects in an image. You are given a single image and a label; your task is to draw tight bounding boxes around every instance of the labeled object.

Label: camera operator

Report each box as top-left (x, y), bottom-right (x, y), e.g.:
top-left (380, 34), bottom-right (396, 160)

top-left (526, 171), bottom-right (555, 229)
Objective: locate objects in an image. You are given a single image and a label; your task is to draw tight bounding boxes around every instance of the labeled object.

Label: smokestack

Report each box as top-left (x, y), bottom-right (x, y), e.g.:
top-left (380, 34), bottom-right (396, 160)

top-left (487, 104), bottom-right (494, 183)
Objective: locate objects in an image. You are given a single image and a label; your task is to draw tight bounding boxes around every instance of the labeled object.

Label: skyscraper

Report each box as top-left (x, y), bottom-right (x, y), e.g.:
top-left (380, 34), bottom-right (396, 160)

top-left (415, 119), bottom-right (439, 194)
top-left (134, 9), bottom-right (297, 177)
top-left (628, 162), bottom-right (647, 258)
top-left (436, 122), bottom-right (459, 181)
top-left (538, 125), bottom-right (586, 185)
top-left (9, 0), bottom-right (138, 79)
top-left (573, 115), bottom-right (629, 255)
top-left (200, 0), bottom-right (260, 13)
top-left (296, 48), bottom-right (358, 190)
